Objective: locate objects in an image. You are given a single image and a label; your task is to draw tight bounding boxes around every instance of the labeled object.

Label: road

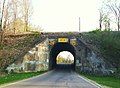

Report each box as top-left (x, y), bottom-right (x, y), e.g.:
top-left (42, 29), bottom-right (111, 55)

top-left (2, 65), bottom-right (100, 88)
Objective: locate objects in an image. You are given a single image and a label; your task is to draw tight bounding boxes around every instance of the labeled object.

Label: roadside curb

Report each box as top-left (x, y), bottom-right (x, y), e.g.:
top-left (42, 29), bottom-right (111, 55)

top-left (76, 73), bottom-right (103, 88)
top-left (0, 71), bottom-right (53, 88)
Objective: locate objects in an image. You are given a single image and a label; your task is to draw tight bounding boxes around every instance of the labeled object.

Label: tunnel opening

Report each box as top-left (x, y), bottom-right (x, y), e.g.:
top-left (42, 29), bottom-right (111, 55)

top-left (56, 51), bottom-right (74, 70)
top-left (49, 43), bottom-right (76, 71)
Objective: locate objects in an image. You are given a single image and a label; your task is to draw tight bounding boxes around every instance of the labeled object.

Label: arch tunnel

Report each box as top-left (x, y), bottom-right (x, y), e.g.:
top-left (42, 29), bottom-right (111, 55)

top-left (49, 42), bottom-right (76, 70)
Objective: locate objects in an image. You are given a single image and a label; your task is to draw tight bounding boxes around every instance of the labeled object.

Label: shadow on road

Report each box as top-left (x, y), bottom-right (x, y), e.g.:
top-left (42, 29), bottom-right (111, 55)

top-left (2, 64), bottom-right (99, 88)
top-left (55, 64), bottom-right (75, 71)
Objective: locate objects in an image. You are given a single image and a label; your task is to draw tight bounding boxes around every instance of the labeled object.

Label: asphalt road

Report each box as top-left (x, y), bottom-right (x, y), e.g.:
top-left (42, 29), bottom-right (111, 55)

top-left (2, 65), bottom-right (100, 88)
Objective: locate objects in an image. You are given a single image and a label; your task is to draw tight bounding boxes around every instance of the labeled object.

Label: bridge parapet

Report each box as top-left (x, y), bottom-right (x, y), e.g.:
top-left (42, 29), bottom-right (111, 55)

top-left (48, 37), bottom-right (77, 46)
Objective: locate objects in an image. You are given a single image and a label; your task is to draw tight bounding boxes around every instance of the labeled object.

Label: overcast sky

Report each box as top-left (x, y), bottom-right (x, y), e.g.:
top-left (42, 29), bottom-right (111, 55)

top-left (31, 0), bottom-right (102, 32)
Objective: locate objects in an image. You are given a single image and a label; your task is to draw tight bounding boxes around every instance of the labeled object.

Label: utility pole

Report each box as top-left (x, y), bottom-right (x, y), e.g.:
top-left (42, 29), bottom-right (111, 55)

top-left (79, 17), bottom-right (81, 32)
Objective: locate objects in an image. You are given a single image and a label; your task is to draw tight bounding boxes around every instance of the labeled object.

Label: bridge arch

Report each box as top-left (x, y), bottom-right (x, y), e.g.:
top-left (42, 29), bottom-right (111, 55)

top-left (49, 42), bottom-right (76, 70)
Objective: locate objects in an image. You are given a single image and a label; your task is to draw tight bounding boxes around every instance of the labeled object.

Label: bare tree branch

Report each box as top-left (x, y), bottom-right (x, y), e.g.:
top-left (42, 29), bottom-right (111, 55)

top-left (106, 1), bottom-right (120, 31)
top-left (0, 0), bottom-right (6, 31)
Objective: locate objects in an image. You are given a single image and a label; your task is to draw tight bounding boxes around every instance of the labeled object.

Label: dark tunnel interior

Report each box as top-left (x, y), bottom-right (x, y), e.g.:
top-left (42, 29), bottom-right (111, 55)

top-left (49, 43), bottom-right (76, 70)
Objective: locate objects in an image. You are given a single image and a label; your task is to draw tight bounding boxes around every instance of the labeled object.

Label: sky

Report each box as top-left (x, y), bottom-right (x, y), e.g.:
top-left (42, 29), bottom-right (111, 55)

top-left (31, 0), bottom-right (102, 32)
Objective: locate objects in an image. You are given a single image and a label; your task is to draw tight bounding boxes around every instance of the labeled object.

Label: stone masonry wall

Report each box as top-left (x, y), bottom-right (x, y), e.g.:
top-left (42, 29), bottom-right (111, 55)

top-left (75, 38), bottom-right (112, 75)
top-left (6, 38), bottom-right (49, 73)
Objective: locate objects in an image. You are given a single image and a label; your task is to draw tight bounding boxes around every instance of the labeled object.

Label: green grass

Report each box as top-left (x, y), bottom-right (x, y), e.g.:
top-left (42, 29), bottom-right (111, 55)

top-left (0, 71), bottom-right (46, 85)
top-left (80, 73), bottom-right (120, 88)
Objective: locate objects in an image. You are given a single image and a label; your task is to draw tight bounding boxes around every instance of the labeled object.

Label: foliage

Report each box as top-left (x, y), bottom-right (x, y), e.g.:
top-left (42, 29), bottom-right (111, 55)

top-left (0, 71), bottom-right (46, 85)
top-left (56, 55), bottom-right (74, 64)
top-left (0, 0), bottom-right (33, 43)
top-left (99, 0), bottom-right (120, 31)
top-left (0, 44), bottom-right (5, 49)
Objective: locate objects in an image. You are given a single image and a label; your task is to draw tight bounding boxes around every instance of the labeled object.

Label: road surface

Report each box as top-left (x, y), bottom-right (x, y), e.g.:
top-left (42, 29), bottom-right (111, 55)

top-left (2, 65), bottom-right (100, 88)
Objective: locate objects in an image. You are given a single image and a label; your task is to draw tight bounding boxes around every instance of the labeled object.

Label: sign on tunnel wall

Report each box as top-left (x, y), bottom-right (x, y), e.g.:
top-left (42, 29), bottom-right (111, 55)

top-left (58, 38), bottom-right (68, 43)
top-left (70, 39), bottom-right (77, 46)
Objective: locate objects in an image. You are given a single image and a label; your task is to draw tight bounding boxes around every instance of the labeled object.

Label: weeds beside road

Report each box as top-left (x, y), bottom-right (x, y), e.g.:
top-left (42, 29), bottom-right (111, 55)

top-left (80, 73), bottom-right (120, 88)
top-left (0, 71), bottom-right (46, 85)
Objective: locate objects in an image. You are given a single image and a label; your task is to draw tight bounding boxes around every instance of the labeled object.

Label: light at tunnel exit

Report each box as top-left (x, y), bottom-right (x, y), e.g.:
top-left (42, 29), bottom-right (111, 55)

top-left (56, 51), bottom-right (74, 64)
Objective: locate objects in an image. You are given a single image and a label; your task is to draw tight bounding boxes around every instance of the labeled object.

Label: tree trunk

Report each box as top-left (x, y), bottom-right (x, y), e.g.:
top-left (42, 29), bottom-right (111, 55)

top-left (25, 21), bottom-right (28, 32)
top-left (0, 31), bottom-right (4, 43)
top-left (108, 21), bottom-right (110, 30)
top-left (118, 19), bottom-right (120, 31)
top-left (99, 20), bottom-right (102, 30)
top-left (0, 0), bottom-right (6, 43)
top-left (100, 22), bottom-right (102, 30)
top-left (0, 19), bottom-right (2, 31)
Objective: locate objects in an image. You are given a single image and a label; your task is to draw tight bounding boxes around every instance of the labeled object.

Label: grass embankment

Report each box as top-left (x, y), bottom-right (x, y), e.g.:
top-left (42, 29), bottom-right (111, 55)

top-left (0, 71), bottom-right (46, 85)
top-left (0, 32), bottom-right (43, 72)
top-left (80, 30), bottom-right (120, 88)
top-left (80, 73), bottom-right (120, 88)
top-left (81, 30), bottom-right (120, 75)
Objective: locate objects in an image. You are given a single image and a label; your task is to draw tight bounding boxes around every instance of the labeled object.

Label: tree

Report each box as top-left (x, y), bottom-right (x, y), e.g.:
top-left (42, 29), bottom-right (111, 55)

top-left (99, 9), bottom-right (111, 31)
top-left (3, 3), bottom-right (9, 31)
top-left (99, 10), bottom-right (104, 30)
top-left (103, 14), bottom-right (111, 30)
top-left (106, 0), bottom-right (120, 31)
top-left (10, 0), bottom-right (19, 34)
top-left (0, 0), bottom-right (6, 43)
top-left (0, 1), bottom-right (1, 29)
top-left (22, 0), bottom-right (32, 32)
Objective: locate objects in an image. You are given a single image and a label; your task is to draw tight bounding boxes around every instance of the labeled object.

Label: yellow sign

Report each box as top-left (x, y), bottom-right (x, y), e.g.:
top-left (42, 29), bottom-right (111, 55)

top-left (70, 39), bottom-right (77, 45)
top-left (58, 38), bottom-right (68, 43)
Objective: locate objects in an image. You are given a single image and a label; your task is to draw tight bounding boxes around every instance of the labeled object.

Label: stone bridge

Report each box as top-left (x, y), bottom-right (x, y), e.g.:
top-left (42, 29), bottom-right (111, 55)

top-left (7, 32), bottom-right (110, 75)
